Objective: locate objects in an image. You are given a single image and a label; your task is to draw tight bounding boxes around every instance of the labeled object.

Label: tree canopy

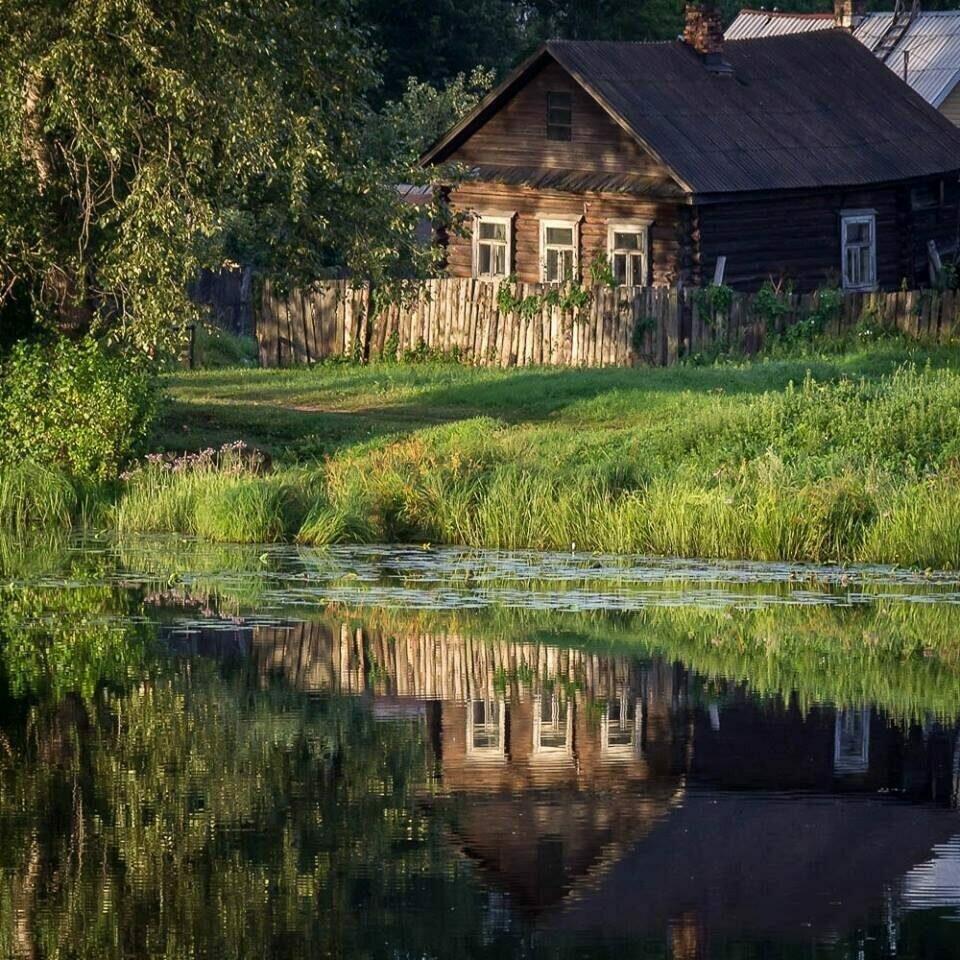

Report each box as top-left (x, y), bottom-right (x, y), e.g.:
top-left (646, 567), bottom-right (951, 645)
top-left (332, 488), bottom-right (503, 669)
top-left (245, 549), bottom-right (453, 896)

top-left (0, 0), bottom-right (447, 353)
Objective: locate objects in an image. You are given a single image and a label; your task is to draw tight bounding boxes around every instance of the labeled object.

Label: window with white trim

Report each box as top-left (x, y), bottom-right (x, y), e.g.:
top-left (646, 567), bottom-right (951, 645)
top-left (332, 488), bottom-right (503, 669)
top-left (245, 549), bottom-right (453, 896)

top-left (607, 223), bottom-right (649, 287)
top-left (841, 211), bottom-right (877, 291)
top-left (473, 215), bottom-right (511, 278)
top-left (533, 694), bottom-right (572, 755)
top-left (540, 220), bottom-right (579, 283)
top-left (601, 692), bottom-right (641, 757)
top-left (466, 698), bottom-right (506, 759)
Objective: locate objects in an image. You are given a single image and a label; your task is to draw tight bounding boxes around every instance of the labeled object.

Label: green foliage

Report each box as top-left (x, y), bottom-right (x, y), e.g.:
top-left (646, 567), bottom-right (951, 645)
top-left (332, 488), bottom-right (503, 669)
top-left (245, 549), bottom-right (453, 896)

top-left (496, 278), bottom-right (593, 320)
top-left (751, 280), bottom-right (793, 332)
top-left (370, 67), bottom-right (494, 164)
top-left (631, 317), bottom-right (656, 357)
top-left (694, 283), bottom-right (734, 326)
top-left (0, 0), bottom-right (444, 354)
top-left (0, 337), bottom-right (158, 481)
top-left (191, 324), bottom-right (259, 369)
top-left (588, 252), bottom-right (618, 290)
top-left (0, 462), bottom-right (77, 534)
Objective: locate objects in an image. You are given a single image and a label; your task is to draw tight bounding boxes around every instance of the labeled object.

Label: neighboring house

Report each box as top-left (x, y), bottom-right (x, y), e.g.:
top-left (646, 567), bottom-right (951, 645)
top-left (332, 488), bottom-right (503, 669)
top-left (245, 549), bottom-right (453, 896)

top-left (727, 1), bottom-right (960, 124)
top-left (421, 6), bottom-right (960, 292)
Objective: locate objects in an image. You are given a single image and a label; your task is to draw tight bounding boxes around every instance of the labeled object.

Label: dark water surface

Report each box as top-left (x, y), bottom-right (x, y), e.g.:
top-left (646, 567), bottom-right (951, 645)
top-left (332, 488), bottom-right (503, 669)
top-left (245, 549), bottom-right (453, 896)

top-left (4, 537), bottom-right (960, 959)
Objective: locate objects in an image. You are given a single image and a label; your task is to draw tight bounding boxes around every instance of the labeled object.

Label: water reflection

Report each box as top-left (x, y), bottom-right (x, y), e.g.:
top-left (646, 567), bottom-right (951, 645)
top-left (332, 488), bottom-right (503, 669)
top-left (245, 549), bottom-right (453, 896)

top-left (6, 541), bottom-right (960, 958)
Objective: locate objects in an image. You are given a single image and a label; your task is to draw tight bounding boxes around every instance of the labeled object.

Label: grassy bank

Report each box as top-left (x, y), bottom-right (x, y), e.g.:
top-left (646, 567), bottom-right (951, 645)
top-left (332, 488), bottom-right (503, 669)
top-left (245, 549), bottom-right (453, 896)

top-left (7, 340), bottom-right (960, 567)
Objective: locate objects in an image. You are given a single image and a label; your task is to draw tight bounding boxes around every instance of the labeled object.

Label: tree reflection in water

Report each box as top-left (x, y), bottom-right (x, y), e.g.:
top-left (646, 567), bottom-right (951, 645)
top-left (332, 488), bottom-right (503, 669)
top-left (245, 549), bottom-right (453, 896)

top-left (3, 567), bottom-right (960, 958)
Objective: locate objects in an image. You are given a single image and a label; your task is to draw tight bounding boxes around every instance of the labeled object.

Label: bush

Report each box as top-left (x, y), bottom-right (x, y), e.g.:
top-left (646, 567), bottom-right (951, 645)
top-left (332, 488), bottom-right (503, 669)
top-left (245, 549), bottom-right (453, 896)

top-left (0, 337), bottom-right (159, 481)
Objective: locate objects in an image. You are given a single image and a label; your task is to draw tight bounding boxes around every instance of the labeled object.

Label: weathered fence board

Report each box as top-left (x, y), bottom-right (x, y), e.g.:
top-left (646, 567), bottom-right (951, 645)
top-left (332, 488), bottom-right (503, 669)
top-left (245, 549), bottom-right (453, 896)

top-left (255, 278), bottom-right (960, 369)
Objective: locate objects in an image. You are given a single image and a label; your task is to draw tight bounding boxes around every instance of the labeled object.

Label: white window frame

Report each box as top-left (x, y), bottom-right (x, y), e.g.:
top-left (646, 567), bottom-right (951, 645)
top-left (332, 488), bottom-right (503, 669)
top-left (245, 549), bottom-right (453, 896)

top-left (601, 693), bottom-right (642, 759)
top-left (607, 221), bottom-right (651, 287)
top-left (472, 213), bottom-right (513, 279)
top-left (840, 209), bottom-right (877, 292)
top-left (466, 698), bottom-right (506, 761)
top-left (540, 218), bottom-right (580, 283)
top-left (532, 693), bottom-right (573, 758)
top-left (833, 708), bottom-right (871, 776)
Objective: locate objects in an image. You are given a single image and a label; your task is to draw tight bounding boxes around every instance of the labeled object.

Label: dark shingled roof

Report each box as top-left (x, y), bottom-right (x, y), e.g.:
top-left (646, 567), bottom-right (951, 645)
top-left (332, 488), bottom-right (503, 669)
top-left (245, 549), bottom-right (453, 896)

top-left (424, 31), bottom-right (960, 196)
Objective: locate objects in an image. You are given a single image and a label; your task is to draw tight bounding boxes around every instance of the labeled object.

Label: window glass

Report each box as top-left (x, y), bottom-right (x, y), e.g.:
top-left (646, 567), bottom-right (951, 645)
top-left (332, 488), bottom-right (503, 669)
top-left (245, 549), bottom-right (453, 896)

top-left (546, 92), bottom-right (572, 141)
top-left (542, 221), bottom-right (577, 282)
top-left (609, 225), bottom-right (648, 286)
top-left (479, 221), bottom-right (506, 242)
top-left (841, 214), bottom-right (876, 291)
top-left (475, 216), bottom-right (510, 278)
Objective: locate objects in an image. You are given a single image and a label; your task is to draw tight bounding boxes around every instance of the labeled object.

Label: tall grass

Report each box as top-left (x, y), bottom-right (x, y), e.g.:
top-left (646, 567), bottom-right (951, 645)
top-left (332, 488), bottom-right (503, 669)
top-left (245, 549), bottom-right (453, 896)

top-left (10, 358), bottom-right (960, 565)
top-left (0, 462), bottom-right (78, 534)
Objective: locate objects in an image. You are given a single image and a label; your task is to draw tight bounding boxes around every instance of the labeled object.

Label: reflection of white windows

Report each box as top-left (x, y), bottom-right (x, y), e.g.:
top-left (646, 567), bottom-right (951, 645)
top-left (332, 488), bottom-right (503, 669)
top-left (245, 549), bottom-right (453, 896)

top-left (841, 210), bottom-right (877, 292)
top-left (473, 215), bottom-right (512, 279)
top-left (467, 699), bottom-right (506, 759)
top-left (607, 223), bottom-right (649, 287)
top-left (834, 708), bottom-right (871, 775)
top-left (540, 219), bottom-right (579, 283)
top-left (601, 693), bottom-right (641, 757)
top-left (533, 694), bottom-right (572, 755)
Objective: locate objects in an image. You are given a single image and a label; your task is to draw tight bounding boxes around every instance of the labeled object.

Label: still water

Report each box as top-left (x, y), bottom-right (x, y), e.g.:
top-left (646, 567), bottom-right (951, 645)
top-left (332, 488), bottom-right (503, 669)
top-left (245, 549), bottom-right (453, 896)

top-left (4, 537), bottom-right (960, 958)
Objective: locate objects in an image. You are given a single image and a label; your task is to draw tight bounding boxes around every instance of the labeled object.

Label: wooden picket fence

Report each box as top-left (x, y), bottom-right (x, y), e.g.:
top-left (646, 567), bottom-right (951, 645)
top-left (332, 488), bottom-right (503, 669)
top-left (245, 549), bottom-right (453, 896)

top-left (256, 278), bottom-right (960, 368)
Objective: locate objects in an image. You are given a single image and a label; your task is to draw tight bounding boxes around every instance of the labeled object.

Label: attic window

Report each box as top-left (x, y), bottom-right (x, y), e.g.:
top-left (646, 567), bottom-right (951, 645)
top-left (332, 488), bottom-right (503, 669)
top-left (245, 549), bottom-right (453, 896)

top-left (546, 92), bottom-right (572, 141)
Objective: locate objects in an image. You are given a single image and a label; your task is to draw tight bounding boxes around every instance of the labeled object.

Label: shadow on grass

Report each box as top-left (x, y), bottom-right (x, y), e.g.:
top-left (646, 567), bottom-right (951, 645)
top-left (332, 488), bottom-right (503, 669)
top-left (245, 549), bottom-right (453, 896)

top-left (157, 342), bottom-right (960, 461)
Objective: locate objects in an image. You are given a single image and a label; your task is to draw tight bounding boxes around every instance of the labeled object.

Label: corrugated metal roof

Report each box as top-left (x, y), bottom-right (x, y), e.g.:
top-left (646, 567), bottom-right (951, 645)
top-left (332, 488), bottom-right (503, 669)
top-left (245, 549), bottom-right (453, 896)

top-left (727, 9), bottom-right (960, 107)
top-left (546, 32), bottom-right (960, 194)
top-left (725, 9), bottom-right (836, 39)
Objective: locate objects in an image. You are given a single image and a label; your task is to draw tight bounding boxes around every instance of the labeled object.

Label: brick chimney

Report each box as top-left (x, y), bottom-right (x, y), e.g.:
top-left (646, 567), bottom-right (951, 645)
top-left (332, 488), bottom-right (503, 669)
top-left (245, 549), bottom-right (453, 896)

top-left (684, 3), bottom-right (724, 56)
top-left (683, 4), bottom-right (732, 74)
top-left (834, 0), bottom-right (866, 28)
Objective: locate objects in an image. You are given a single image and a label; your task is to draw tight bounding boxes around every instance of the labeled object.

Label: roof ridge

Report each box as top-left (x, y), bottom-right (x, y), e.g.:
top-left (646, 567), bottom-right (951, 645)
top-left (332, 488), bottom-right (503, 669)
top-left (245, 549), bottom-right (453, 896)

top-left (736, 7), bottom-right (836, 17)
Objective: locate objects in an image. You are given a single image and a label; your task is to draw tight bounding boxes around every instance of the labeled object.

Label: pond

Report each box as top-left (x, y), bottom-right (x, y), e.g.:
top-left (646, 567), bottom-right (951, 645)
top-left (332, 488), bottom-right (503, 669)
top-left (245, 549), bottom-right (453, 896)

top-left (4, 536), bottom-right (960, 959)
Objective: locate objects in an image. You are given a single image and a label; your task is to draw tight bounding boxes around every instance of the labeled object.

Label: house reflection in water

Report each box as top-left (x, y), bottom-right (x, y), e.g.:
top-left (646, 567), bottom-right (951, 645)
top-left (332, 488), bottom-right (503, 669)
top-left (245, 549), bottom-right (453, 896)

top-left (249, 618), bottom-right (960, 956)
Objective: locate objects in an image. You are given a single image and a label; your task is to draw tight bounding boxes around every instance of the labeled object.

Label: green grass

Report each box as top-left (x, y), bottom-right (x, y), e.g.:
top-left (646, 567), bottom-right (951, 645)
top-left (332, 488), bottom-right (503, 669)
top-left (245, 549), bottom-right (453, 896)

top-left (11, 338), bottom-right (960, 566)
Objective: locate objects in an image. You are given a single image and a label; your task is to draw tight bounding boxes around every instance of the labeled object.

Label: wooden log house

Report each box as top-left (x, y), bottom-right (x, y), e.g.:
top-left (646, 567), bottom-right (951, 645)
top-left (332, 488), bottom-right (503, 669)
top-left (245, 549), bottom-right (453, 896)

top-left (422, 5), bottom-right (960, 292)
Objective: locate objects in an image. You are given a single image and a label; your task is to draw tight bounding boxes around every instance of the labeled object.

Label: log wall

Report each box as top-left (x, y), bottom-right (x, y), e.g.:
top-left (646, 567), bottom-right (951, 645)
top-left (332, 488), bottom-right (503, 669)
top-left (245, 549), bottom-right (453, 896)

top-left (446, 182), bottom-right (685, 286)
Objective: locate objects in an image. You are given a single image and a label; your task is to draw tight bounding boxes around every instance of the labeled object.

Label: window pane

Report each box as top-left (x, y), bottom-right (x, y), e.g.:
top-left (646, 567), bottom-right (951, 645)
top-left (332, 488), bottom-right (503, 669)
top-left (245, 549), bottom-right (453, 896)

top-left (478, 244), bottom-right (491, 275)
top-left (492, 243), bottom-right (506, 276)
top-left (546, 226), bottom-right (573, 245)
top-left (546, 92), bottom-right (572, 141)
top-left (558, 249), bottom-right (573, 281)
top-left (630, 253), bottom-right (644, 285)
top-left (612, 253), bottom-right (627, 285)
top-left (479, 221), bottom-right (506, 242)
top-left (613, 231), bottom-right (640, 251)
top-left (546, 248), bottom-right (559, 281)
top-left (846, 222), bottom-right (869, 244)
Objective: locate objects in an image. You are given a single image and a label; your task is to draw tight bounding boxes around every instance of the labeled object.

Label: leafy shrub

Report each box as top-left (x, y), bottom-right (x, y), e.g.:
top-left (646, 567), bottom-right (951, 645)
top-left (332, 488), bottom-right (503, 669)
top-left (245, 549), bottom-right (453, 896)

top-left (0, 337), bottom-right (159, 481)
top-left (192, 324), bottom-right (259, 369)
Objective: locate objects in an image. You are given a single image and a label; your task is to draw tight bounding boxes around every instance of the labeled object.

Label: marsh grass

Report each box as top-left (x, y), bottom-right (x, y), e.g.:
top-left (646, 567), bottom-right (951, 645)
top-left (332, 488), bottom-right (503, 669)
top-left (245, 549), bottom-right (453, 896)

top-left (0, 462), bottom-right (78, 534)
top-left (10, 353), bottom-right (960, 565)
